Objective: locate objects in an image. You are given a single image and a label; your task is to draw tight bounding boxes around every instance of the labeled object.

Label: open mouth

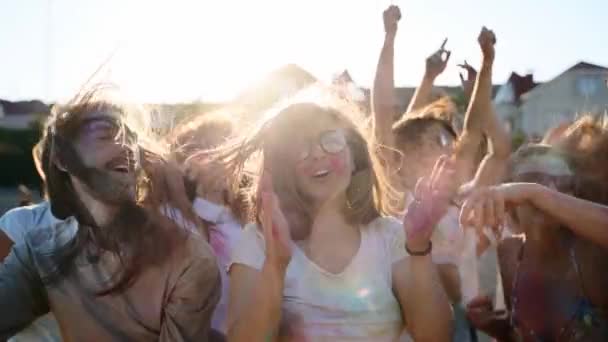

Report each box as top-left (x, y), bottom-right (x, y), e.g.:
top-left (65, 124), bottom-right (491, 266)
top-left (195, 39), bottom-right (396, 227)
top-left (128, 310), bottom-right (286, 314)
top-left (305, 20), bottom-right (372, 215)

top-left (107, 157), bottom-right (134, 174)
top-left (312, 169), bottom-right (330, 178)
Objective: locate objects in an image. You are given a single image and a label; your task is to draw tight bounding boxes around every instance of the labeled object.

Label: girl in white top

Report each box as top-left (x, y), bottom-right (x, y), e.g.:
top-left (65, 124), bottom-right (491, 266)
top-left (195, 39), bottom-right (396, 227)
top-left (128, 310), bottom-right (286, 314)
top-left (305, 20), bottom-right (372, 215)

top-left (214, 101), bottom-right (454, 341)
top-left (169, 112), bottom-right (247, 335)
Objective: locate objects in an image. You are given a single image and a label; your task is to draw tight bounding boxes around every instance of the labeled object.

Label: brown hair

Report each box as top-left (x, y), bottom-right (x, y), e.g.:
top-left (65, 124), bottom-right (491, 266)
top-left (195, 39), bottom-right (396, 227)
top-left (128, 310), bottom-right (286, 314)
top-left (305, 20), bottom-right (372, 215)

top-left (169, 110), bottom-right (250, 222)
top-left (39, 85), bottom-right (199, 295)
top-left (209, 102), bottom-right (394, 239)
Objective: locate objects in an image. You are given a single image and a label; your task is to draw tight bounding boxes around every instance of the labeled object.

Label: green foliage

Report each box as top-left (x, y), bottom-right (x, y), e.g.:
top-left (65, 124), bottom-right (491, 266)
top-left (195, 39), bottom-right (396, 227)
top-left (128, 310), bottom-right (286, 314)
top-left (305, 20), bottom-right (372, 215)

top-left (511, 131), bottom-right (526, 151)
top-left (0, 126), bottom-right (42, 187)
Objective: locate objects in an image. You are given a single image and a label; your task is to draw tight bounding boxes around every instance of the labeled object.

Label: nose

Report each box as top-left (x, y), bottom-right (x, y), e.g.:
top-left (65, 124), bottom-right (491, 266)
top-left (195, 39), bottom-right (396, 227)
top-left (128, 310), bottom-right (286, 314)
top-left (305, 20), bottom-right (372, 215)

top-left (309, 143), bottom-right (326, 160)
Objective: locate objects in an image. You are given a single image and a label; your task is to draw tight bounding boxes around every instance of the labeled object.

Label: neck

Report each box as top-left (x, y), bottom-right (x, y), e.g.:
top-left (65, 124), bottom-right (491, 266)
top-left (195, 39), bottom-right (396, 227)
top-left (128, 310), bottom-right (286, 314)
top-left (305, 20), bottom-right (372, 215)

top-left (309, 194), bottom-right (353, 237)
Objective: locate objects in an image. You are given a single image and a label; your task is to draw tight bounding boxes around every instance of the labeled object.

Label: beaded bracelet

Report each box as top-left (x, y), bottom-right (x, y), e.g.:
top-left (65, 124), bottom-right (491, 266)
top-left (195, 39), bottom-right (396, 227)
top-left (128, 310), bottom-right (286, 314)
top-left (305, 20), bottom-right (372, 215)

top-left (405, 241), bottom-right (433, 256)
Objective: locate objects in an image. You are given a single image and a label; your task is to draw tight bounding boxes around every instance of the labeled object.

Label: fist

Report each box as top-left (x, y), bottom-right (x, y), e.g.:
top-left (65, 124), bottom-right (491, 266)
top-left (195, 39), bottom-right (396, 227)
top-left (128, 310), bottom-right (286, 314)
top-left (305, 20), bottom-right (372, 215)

top-left (383, 5), bottom-right (401, 35)
top-left (478, 26), bottom-right (496, 60)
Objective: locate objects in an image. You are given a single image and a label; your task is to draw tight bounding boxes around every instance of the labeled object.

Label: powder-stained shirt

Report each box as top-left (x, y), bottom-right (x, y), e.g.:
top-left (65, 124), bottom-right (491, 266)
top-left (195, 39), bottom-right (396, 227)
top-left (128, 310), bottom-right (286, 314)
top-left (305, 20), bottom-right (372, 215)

top-left (231, 216), bottom-right (408, 341)
top-left (0, 216), bottom-right (221, 341)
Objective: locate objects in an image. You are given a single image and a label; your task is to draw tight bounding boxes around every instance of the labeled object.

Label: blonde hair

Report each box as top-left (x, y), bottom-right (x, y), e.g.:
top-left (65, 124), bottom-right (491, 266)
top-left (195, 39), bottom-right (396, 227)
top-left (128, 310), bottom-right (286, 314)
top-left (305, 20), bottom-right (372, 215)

top-left (208, 101), bottom-right (395, 239)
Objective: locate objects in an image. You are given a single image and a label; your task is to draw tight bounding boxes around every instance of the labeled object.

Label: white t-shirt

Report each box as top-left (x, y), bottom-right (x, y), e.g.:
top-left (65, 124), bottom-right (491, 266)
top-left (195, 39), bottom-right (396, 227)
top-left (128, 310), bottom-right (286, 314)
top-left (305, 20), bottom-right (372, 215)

top-left (0, 202), bottom-right (62, 342)
top-left (230, 216), bottom-right (409, 341)
top-left (403, 194), bottom-right (464, 266)
top-left (192, 197), bottom-right (242, 333)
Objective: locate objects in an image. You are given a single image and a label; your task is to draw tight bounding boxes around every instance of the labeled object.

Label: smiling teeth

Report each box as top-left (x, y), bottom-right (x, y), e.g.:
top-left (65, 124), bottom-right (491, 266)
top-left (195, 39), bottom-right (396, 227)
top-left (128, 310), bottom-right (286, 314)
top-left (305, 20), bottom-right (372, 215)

top-left (314, 170), bottom-right (329, 177)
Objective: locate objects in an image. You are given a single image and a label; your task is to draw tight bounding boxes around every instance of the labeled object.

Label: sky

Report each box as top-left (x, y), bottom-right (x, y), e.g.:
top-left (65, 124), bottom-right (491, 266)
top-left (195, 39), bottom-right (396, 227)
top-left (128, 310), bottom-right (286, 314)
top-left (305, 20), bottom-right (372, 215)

top-left (1, 0), bottom-right (607, 103)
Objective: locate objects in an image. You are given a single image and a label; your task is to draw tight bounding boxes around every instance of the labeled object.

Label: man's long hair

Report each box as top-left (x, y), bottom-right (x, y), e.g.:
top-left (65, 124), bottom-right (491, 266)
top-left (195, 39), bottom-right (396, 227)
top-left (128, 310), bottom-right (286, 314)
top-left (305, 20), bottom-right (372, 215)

top-left (39, 85), bottom-right (199, 295)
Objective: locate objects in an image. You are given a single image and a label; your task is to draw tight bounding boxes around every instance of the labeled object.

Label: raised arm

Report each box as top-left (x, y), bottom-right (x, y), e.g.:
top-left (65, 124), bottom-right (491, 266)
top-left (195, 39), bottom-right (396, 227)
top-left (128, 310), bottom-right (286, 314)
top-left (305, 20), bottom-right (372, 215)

top-left (372, 5), bottom-right (400, 152)
top-left (458, 60), bottom-right (477, 103)
top-left (461, 183), bottom-right (608, 250)
top-left (456, 27), bottom-right (510, 187)
top-left (227, 176), bottom-right (292, 342)
top-left (406, 39), bottom-right (451, 114)
top-left (393, 157), bottom-right (455, 341)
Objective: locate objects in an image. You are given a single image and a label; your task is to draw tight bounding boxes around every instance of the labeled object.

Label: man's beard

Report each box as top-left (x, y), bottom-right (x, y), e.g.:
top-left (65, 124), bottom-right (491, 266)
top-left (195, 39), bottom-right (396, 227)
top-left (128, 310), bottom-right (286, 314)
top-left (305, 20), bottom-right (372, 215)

top-left (80, 167), bottom-right (137, 205)
top-left (61, 144), bottom-right (138, 206)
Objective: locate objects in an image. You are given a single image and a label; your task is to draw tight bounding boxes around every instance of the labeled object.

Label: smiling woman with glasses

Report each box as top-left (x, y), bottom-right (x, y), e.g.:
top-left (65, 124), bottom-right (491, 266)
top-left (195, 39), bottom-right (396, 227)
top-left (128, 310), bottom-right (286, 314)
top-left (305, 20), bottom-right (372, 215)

top-left (206, 99), bottom-right (454, 342)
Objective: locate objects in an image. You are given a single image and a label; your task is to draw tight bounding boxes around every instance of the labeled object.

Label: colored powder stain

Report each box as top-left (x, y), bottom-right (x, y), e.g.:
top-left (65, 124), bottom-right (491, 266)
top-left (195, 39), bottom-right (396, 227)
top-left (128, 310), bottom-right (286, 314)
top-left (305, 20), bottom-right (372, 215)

top-left (272, 223), bottom-right (280, 238)
top-left (209, 228), bottom-right (228, 261)
top-left (329, 154), bottom-right (347, 175)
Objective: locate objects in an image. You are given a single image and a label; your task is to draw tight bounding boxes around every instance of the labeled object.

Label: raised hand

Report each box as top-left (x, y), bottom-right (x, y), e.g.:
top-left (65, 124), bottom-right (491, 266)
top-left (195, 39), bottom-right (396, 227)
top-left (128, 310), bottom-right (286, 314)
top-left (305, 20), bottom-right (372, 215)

top-left (259, 171), bottom-right (293, 271)
top-left (403, 155), bottom-right (458, 252)
top-left (466, 295), bottom-right (511, 339)
top-left (425, 38), bottom-right (451, 79)
top-left (478, 26), bottom-right (496, 63)
top-left (383, 5), bottom-right (401, 36)
top-left (457, 60), bottom-right (477, 96)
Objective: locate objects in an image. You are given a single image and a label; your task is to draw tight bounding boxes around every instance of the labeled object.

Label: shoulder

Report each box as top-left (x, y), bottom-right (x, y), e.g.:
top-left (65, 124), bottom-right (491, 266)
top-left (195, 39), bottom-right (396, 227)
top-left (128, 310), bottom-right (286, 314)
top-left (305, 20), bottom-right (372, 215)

top-left (229, 222), bottom-right (266, 271)
top-left (24, 216), bottom-right (78, 254)
top-left (0, 202), bottom-right (53, 243)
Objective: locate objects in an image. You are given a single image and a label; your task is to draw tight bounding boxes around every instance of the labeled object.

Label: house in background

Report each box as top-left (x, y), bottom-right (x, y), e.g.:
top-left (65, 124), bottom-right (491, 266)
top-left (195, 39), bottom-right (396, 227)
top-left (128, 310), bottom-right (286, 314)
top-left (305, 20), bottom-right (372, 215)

top-left (518, 62), bottom-right (608, 138)
top-left (0, 100), bottom-right (49, 130)
top-left (494, 72), bottom-right (538, 134)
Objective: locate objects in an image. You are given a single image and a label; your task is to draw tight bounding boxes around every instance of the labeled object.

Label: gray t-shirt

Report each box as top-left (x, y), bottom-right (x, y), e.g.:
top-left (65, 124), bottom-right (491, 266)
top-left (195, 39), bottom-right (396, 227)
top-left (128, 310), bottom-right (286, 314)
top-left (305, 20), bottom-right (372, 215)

top-left (0, 202), bottom-right (62, 342)
top-left (0, 216), bottom-right (221, 341)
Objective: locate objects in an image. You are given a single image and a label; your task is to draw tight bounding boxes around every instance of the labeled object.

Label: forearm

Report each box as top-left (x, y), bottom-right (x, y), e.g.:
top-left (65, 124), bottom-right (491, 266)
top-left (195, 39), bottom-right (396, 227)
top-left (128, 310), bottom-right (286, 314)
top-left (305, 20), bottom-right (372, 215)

top-left (228, 262), bottom-right (286, 342)
top-left (406, 74), bottom-right (436, 114)
top-left (406, 255), bottom-right (453, 341)
top-left (458, 61), bottom-right (493, 162)
top-left (530, 184), bottom-right (608, 249)
top-left (372, 32), bottom-right (397, 149)
top-left (469, 147), bottom-right (508, 188)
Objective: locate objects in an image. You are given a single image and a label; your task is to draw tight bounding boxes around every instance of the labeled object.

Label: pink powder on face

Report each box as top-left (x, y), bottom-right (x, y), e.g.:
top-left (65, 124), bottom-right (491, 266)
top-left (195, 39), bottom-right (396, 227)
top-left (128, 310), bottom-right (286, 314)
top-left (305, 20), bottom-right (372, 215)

top-left (328, 154), bottom-right (347, 175)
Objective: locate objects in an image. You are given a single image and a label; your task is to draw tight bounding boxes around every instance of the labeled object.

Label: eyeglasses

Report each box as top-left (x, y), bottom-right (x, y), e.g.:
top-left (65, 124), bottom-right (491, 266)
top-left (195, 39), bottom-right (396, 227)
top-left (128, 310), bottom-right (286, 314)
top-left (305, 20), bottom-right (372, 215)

top-left (79, 116), bottom-right (135, 143)
top-left (295, 129), bottom-right (348, 162)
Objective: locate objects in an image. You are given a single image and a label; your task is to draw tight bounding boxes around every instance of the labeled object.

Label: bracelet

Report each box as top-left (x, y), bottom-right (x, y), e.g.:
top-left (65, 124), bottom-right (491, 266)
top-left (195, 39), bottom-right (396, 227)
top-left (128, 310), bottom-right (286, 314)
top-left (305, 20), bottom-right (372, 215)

top-left (405, 241), bottom-right (433, 256)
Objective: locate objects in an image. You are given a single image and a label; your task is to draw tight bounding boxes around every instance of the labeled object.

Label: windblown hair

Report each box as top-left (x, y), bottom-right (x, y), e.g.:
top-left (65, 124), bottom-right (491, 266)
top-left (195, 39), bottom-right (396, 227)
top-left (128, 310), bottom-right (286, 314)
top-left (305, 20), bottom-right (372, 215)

top-left (169, 109), bottom-right (250, 222)
top-left (549, 114), bottom-right (608, 187)
top-left (39, 85), bottom-right (198, 295)
top-left (207, 101), bottom-right (395, 240)
top-left (392, 98), bottom-right (458, 148)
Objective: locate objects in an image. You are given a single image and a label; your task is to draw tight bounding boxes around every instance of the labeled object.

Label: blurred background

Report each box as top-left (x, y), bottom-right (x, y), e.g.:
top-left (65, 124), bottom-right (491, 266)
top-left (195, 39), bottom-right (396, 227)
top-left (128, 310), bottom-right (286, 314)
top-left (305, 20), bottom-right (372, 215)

top-left (1, 0), bottom-right (607, 214)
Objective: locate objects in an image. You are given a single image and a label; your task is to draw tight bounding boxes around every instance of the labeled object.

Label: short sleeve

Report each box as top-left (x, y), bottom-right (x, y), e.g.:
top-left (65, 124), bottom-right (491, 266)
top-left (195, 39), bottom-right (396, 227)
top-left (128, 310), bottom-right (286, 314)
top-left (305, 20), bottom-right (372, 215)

top-left (228, 223), bottom-right (266, 271)
top-left (0, 207), bottom-right (34, 244)
top-left (371, 217), bottom-right (408, 264)
top-left (160, 240), bottom-right (222, 342)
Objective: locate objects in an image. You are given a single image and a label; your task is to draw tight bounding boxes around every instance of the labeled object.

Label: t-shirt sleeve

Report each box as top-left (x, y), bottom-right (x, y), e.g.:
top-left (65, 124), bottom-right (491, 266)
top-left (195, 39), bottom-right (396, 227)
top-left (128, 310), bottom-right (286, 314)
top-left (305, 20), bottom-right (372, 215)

top-left (375, 217), bottom-right (408, 264)
top-left (229, 223), bottom-right (266, 271)
top-left (0, 207), bottom-right (33, 244)
top-left (160, 241), bottom-right (222, 342)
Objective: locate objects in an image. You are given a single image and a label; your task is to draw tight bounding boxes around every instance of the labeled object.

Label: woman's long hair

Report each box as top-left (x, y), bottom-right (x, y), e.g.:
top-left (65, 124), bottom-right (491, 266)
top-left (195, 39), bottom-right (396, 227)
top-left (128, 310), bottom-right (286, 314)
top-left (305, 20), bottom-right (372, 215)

top-left (204, 99), bottom-right (397, 240)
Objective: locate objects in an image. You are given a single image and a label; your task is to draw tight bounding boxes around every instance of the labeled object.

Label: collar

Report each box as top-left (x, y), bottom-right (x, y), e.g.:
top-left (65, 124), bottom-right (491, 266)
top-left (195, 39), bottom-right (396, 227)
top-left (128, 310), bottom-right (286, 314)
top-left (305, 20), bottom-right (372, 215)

top-left (193, 197), bottom-right (233, 224)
